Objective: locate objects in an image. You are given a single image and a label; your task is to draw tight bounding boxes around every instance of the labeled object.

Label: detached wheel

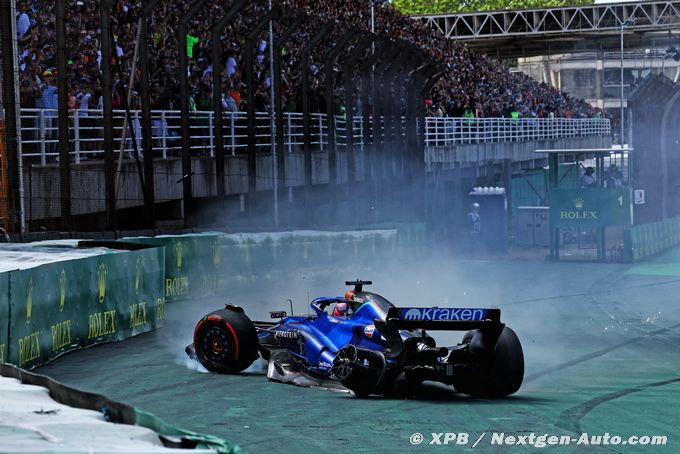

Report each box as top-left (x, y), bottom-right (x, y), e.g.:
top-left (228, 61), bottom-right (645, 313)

top-left (193, 307), bottom-right (259, 373)
top-left (453, 326), bottom-right (524, 398)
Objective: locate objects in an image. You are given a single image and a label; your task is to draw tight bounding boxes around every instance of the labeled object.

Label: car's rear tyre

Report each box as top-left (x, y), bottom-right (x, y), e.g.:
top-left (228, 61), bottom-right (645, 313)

top-left (193, 307), bottom-right (259, 374)
top-left (453, 326), bottom-right (524, 398)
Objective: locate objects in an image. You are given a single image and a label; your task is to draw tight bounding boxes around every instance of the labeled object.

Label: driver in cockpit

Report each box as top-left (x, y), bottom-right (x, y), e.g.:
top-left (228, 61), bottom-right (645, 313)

top-left (332, 290), bottom-right (356, 318)
top-left (332, 301), bottom-right (350, 317)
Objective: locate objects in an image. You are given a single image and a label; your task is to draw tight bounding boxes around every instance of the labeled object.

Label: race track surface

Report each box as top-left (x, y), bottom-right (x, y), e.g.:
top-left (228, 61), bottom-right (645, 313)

top-left (37, 250), bottom-right (680, 453)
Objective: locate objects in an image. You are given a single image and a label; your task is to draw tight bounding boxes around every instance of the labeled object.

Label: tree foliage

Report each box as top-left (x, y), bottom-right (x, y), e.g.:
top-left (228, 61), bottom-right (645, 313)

top-left (392, 0), bottom-right (594, 15)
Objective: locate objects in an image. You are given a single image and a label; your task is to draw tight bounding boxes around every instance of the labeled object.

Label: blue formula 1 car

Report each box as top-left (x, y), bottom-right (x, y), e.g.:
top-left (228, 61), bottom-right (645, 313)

top-left (186, 280), bottom-right (524, 397)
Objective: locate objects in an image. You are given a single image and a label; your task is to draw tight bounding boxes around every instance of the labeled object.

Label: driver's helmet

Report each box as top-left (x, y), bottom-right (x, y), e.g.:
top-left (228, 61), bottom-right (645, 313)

top-left (332, 302), bottom-right (350, 317)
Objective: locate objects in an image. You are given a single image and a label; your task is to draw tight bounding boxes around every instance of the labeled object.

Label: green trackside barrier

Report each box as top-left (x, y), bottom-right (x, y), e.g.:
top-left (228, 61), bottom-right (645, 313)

top-left (134, 409), bottom-right (242, 454)
top-left (125, 229), bottom-right (416, 301)
top-left (121, 233), bottom-right (224, 302)
top-left (217, 230), bottom-right (401, 289)
top-left (623, 216), bottom-right (680, 263)
top-left (0, 273), bottom-right (8, 364)
top-left (7, 244), bottom-right (165, 369)
top-left (363, 223), bottom-right (426, 258)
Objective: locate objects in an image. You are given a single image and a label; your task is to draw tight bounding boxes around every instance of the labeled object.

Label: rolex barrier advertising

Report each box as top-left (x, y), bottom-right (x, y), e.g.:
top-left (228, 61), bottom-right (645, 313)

top-left (124, 230), bottom-right (407, 302)
top-left (217, 230), bottom-right (399, 290)
top-left (6, 245), bottom-right (165, 369)
top-left (550, 188), bottom-right (633, 228)
top-left (122, 233), bottom-right (223, 301)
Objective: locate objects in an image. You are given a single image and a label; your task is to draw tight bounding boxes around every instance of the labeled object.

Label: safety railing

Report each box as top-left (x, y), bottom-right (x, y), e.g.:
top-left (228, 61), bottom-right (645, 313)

top-left (422, 117), bottom-right (611, 147)
top-left (18, 108), bottom-right (610, 164)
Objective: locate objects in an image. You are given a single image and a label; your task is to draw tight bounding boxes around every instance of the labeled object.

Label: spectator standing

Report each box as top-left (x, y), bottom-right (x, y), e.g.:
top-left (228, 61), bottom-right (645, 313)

top-left (580, 167), bottom-right (597, 188)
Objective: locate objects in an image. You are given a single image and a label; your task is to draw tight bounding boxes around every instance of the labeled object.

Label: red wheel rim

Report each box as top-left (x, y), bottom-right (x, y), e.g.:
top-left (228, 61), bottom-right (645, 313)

top-left (212, 338), bottom-right (224, 353)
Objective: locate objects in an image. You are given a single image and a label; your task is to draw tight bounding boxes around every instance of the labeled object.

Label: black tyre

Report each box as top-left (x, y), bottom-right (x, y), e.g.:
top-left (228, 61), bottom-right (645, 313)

top-left (193, 307), bottom-right (259, 374)
top-left (453, 326), bottom-right (524, 398)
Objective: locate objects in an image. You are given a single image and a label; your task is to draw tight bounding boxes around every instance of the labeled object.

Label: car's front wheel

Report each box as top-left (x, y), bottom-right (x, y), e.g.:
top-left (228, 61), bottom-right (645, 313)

top-left (193, 307), bottom-right (259, 374)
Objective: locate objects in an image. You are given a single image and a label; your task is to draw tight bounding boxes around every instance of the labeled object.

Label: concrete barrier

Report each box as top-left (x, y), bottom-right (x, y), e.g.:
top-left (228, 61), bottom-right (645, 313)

top-left (0, 241), bottom-right (165, 369)
top-left (124, 227), bottom-right (424, 302)
top-left (121, 233), bottom-right (224, 301)
top-left (0, 227), bottom-right (425, 368)
top-left (624, 216), bottom-right (680, 262)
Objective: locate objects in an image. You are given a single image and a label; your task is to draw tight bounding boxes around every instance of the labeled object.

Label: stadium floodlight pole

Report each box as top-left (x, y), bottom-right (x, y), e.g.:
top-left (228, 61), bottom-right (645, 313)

top-left (325, 30), bottom-right (357, 188)
top-left (178, 0), bottom-right (209, 226)
top-left (301, 23), bottom-right (334, 194)
top-left (139, 0), bottom-right (162, 229)
top-left (245, 5), bottom-right (282, 209)
top-left (343, 35), bottom-right (373, 184)
top-left (100, 0), bottom-right (116, 230)
top-left (212, 0), bottom-right (247, 200)
top-left (273, 14), bottom-right (305, 204)
top-left (620, 16), bottom-right (637, 149)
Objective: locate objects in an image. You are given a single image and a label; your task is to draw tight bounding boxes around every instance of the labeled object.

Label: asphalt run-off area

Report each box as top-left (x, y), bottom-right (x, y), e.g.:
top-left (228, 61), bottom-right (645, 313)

top-left (38, 248), bottom-right (680, 453)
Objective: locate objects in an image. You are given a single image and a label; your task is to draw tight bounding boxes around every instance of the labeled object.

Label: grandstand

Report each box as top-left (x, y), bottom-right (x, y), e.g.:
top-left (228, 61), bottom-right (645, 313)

top-left (1, 0), bottom-right (609, 234)
top-left (16, 0), bottom-right (598, 120)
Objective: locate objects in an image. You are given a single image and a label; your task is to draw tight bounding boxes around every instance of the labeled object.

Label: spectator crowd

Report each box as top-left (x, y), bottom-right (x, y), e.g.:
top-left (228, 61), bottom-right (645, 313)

top-left (14, 0), bottom-right (602, 125)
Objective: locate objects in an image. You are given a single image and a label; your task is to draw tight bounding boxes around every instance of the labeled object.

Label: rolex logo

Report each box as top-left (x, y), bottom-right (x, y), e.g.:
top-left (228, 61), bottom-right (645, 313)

top-left (135, 257), bottom-right (142, 294)
top-left (98, 262), bottom-right (107, 303)
top-left (26, 277), bottom-right (33, 324)
top-left (176, 241), bottom-right (183, 271)
top-left (59, 270), bottom-right (66, 312)
top-left (212, 240), bottom-right (221, 267)
top-left (574, 198), bottom-right (584, 209)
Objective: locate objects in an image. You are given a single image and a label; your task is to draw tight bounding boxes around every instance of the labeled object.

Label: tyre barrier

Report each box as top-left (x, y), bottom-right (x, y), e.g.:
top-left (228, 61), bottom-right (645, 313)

top-left (0, 240), bottom-right (165, 369)
top-left (623, 216), bottom-right (680, 263)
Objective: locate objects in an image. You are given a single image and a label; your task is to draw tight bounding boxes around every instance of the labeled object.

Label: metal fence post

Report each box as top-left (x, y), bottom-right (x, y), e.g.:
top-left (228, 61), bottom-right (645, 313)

top-left (286, 114), bottom-right (292, 154)
top-left (161, 111), bottom-right (167, 159)
top-left (100, 0), bottom-right (116, 229)
top-left (244, 6), bottom-right (281, 203)
top-left (319, 115), bottom-right (324, 151)
top-left (139, 0), bottom-right (161, 228)
top-left (211, 0), bottom-right (247, 198)
top-left (39, 110), bottom-right (46, 165)
top-left (301, 24), bottom-right (333, 191)
top-left (230, 113), bottom-right (236, 156)
top-left (208, 111), bottom-right (214, 157)
top-left (274, 13), bottom-right (304, 196)
top-left (178, 0), bottom-right (209, 225)
top-left (74, 113), bottom-right (80, 164)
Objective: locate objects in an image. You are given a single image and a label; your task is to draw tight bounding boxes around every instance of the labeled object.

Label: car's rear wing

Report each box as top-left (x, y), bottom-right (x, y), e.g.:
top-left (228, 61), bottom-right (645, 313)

top-left (385, 307), bottom-right (502, 331)
top-left (376, 307), bottom-right (504, 359)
